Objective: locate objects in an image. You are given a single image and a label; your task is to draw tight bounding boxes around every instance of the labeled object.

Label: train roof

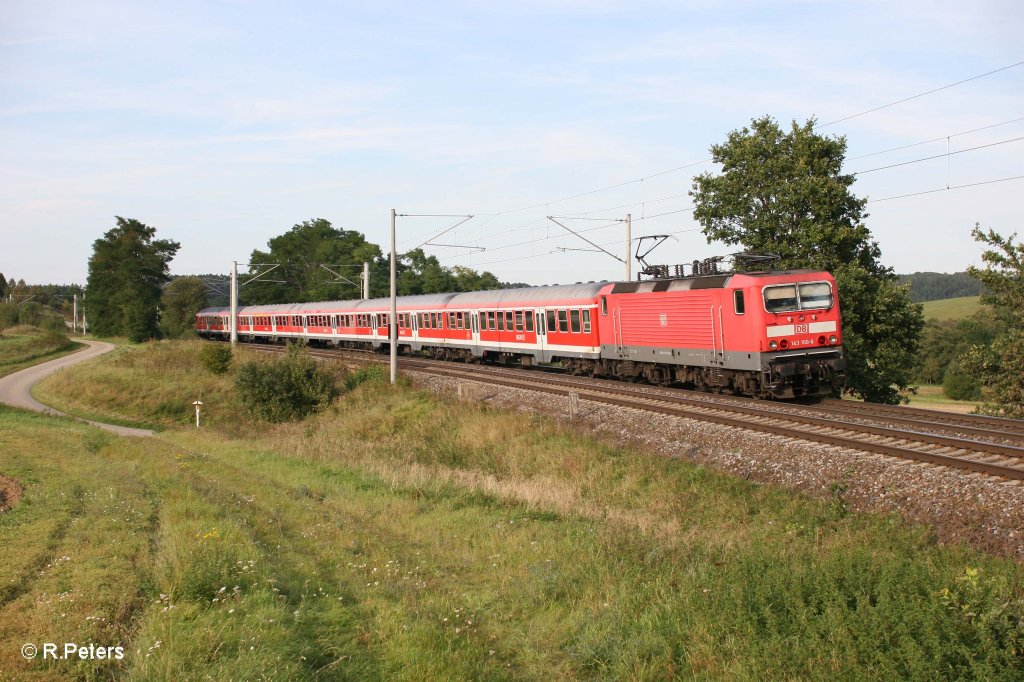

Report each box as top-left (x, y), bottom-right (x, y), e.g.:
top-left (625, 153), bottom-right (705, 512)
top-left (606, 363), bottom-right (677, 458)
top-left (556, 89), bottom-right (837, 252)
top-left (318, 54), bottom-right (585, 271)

top-left (198, 282), bottom-right (610, 316)
top-left (447, 282), bottom-right (608, 306)
top-left (197, 272), bottom-right (834, 316)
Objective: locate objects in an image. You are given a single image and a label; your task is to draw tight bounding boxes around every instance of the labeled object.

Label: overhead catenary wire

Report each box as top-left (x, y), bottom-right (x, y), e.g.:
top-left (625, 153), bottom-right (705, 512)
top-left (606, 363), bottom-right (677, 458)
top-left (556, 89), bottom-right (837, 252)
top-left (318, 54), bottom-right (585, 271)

top-left (460, 127), bottom-right (1023, 264)
top-left (478, 60), bottom-right (1024, 225)
top-left (848, 115), bottom-right (1024, 160)
top-left (852, 135), bottom-right (1024, 175)
top-left (868, 173), bottom-right (1024, 203)
top-left (394, 62), bottom-right (1024, 275)
top-left (820, 59), bottom-right (1024, 127)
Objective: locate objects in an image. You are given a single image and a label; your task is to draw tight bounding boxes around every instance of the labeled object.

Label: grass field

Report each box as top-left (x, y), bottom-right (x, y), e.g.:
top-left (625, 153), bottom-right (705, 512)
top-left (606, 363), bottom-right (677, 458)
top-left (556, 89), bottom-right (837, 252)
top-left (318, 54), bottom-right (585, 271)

top-left (921, 296), bottom-right (984, 321)
top-left (903, 384), bottom-right (984, 414)
top-left (0, 326), bottom-right (83, 378)
top-left (5, 340), bottom-right (1023, 679)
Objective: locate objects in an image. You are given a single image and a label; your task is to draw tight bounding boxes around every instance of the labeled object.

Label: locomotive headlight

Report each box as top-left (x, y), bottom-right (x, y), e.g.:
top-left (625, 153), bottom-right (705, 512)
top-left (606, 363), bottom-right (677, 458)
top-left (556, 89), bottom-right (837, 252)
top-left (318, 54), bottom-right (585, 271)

top-left (829, 334), bottom-right (838, 345)
top-left (769, 340), bottom-right (778, 350)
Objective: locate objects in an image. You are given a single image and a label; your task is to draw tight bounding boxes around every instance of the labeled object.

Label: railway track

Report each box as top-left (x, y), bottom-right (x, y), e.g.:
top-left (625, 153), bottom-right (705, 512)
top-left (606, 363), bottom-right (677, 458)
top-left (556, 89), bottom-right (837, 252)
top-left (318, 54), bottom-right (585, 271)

top-left (238, 342), bottom-right (1024, 482)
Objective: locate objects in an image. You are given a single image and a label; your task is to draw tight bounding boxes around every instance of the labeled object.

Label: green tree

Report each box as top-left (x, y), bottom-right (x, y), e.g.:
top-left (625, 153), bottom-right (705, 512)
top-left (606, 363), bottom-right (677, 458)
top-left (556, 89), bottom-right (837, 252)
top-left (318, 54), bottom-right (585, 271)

top-left (0, 273), bottom-right (6, 301)
top-left (243, 219), bottom-right (382, 304)
top-left (964, 225), bottom-right (1024, 417)
top-left (242, 218), bottom-right (510, 303)
top-left (160, 276), bottom-right (210, 338)
top-left (914, 311), bottom-right (1003, 386)
top-left (85, 217), bottom-right (180, 341)
top-left (451, 265), bottom-right (503, 292)
top-left (690, 115), bottom-right (924, 403)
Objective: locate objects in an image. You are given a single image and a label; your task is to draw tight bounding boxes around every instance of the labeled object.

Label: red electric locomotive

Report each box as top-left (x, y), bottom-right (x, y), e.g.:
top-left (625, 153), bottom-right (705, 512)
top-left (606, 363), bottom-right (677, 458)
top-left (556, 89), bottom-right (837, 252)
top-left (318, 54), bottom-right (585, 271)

top-left (197, 268), bottom-right (845, 399)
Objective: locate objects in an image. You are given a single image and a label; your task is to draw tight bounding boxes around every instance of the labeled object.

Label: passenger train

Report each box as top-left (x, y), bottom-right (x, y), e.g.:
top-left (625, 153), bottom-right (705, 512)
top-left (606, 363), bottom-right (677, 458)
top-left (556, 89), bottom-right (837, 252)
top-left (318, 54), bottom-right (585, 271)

top-left (196, 269), bottom-right (846, 399)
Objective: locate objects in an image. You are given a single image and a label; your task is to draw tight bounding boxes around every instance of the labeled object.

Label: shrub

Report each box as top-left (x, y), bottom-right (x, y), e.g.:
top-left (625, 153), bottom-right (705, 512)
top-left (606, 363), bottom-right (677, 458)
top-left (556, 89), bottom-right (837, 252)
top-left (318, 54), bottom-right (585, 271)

top-left (943, 359), bottom-right (981, 401)
top-left (343, 363), bottom-right (388, 391)
top-left (200, 343), bottom-right (233, 375)
top-left (234, 343), bottom-right (338, 422)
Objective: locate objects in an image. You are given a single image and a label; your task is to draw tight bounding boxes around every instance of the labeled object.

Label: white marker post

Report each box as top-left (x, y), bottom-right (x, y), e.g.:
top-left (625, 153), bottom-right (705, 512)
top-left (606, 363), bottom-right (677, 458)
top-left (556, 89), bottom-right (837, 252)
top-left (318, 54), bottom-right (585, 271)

top-left (192, 400), bottom-right (204, 428)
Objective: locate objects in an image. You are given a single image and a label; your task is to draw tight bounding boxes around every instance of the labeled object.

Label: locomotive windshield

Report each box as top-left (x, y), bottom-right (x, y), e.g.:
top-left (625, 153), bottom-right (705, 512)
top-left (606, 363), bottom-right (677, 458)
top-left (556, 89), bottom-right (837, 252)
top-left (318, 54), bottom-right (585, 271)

top-left (763, 282), bottom-right (833, 313)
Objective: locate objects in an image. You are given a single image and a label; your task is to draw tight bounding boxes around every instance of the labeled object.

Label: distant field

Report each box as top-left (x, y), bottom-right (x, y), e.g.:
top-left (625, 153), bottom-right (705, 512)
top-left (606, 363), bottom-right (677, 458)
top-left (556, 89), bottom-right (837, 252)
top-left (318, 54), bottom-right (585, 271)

top-left (5, 340), bottom-right (1024, 679)
top-left (921, 296), bottom-right (983, 321)
top-left (904, 384), bottom-right (983, 414)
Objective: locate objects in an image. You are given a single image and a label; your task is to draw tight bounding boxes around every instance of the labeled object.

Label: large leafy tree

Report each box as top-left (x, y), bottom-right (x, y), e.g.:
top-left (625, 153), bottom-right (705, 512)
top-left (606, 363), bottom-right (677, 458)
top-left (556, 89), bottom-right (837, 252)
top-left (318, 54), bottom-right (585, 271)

top-left (690, 116), bottom-right (923, 403)
top-left (242, 219), bottom-right (382, 304)
top-left (86, 217), bottom-right (180, 341)
top-left (160, 276), bottom-right (210, 338)
top-left (242, 218), bottom-right (507, 303)
top-left (963, 224), bottom-right (1024, 417)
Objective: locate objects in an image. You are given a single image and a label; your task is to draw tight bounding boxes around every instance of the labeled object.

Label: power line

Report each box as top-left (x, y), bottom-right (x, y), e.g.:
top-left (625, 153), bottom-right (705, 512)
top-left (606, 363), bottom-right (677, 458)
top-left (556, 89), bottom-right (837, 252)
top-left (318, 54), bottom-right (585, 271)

top-left (457, 173), bottom-right (1024, 269)
top-left (495, 157), bottom-right (712, 216)
top-left (853, 135), bottom-right (1024, 175)
top-left (848, 115), bottom-right (1024, 160)
top-left (867, 173), bottom-right (1024, 204)
top-left (820, 59), bottom-right (1024, 127)
top-left (430, 63), bottom-right (1024, 268)
top-left (483, 61), bottom-right (1024, 222)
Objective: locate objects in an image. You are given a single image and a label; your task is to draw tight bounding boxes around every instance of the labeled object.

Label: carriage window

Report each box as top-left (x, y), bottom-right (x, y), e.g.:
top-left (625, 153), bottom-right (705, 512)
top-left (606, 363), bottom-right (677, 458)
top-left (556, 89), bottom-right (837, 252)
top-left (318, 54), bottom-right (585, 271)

top-left (798, 282), bottom-right (833, 310)
top-left (734, 290), bottom-right (745, 315)
top-left (505, 311), bottom-right (514, 330)
top-left (582, 310), bottom-right (591, 333)
top-left (457, 313), bottom-right (465, 330)
top-left (497, 312), bottom-right (505, 331)
top-left (763, 285), bottom-right (798, 313)
top-left (557, 310), bottom-right (569, 333)
top-left (485, 311), bottom-right (493, 331)
top-left (525, 311), bottom-right (534, 332)
top-left (601, 296), bottom-right (608, 316)
top-left (570, 310), bottom-right (581, 333)
top-left (546, 310), bottom-right (556, 333)
top-left (515, 311), bottom-right (523, 332)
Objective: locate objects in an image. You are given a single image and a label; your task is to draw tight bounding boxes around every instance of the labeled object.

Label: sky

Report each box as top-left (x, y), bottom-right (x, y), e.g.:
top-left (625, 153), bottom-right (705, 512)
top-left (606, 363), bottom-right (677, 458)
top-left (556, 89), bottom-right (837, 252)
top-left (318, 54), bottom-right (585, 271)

top-left (2, 0), bottom-right (1022, 287)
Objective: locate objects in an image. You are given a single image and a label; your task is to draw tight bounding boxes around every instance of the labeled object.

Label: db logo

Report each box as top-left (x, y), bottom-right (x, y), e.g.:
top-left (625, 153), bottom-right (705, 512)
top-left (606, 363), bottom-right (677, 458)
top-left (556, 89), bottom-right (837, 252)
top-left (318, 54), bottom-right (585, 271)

top-left (795, 324), bottom-right (809, 334)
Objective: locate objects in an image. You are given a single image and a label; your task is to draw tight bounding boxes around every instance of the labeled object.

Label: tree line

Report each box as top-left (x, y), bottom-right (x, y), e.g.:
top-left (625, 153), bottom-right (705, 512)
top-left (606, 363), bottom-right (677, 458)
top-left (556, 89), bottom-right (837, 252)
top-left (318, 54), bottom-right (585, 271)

top-left (897, 272), bottom-right (984, 303)
top-left (83, 217), bottom-right (515, 341)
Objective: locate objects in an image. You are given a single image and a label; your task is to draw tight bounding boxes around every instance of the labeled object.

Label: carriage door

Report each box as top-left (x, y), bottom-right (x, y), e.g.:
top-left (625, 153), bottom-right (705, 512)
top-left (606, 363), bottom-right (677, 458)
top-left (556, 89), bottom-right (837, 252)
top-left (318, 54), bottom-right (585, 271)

top-left (371, 313), bottom-right (378, 338)
top-left (471, 312), bottom-right (480, 345)
top-left (535, 308), bottom-right (547, 359)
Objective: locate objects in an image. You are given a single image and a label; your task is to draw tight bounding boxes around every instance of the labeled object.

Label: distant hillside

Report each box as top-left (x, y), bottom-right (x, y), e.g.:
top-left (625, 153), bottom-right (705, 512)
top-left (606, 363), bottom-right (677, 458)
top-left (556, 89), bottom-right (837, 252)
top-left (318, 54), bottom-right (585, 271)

top-left (898, 272), bottom-right (983, 303)
top-left (920, 296), bottom-right (984, 321)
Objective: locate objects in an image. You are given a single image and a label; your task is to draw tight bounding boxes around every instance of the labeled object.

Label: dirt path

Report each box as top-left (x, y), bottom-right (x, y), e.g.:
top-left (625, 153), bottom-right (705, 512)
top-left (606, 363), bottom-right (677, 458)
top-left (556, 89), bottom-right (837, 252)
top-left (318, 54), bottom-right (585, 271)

top-left (0, 339), bottom-right (154, 437)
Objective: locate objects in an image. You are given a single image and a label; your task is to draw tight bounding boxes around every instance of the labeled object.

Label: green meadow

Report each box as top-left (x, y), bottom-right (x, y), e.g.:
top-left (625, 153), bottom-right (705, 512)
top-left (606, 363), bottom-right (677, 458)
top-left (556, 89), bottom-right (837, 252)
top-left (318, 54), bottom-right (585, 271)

top-left (921, 296), bottom-right (984, 321)
top-left (0, 326), bottom-right (82, 378)
top-left (0, 340), bottom-right (1021, 680)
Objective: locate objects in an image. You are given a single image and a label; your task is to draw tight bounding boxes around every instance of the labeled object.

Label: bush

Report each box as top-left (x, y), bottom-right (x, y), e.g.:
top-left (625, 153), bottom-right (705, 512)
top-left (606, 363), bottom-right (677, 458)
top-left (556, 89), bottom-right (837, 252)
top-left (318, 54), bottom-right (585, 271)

top-left (201, 344), bottom-right (233, 375)
top-left (234, 343), bottom-right (339, 422)
top-left (343, 363), bottom-right (388, 391)
top-left (943, 359), bottom-right (981, 401)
